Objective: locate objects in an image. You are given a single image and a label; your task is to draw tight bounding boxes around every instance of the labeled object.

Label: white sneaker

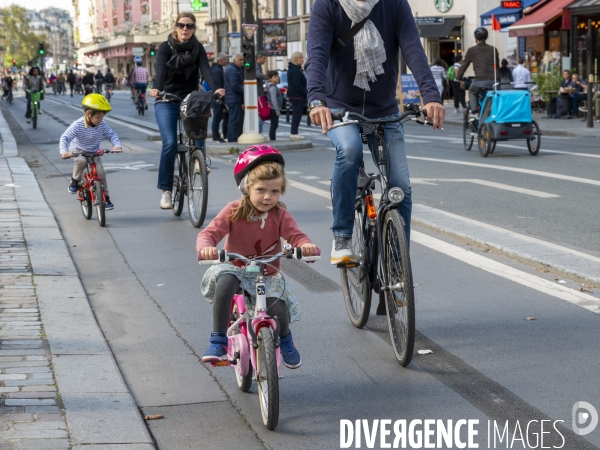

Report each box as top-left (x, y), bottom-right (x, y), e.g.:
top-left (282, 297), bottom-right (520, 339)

top-left (27, 119), bottom-right (31, 123)
top-left (454, 108), bottom-right (460, 114)
top-left (289, 134), bottom-right (305, 141)
top-left (160, 191), bottom-right (173, 209)
top-left (39, 109), bottom-right (42, 115)
top-left (331, 238), bottom-right (357, 266)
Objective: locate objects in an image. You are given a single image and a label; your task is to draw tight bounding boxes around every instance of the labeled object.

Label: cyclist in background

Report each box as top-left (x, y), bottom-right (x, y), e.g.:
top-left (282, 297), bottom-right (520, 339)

top-left (456, 27), bottom-right (500, 120)
top-left (197, 146), bottom-right (318, 367)
top-left (131, 56), bottom-right (149, 110)
top-left (25, 67), bottom-right (45, 124)
top-left (104, 68), bottom-right (115, 94)
top-left (94, 69), bottom-right (105, 93)
top-left (59, 94), bottom-right (122, 210)
top-left (67, 70), bottom-right (77, 97)
top-left (305, 0), bottom-right (443, 266)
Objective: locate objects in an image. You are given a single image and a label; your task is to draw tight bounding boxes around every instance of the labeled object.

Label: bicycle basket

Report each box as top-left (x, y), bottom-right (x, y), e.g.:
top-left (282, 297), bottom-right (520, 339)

top-left (182, 115), bottom-right (210, 140)
top-left (180, 91), bottom-right (212, 140)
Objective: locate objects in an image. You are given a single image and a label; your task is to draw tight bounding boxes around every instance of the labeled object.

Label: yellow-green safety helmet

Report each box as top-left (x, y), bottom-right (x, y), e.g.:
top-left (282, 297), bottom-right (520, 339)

top-left (82, 94), bottom-right (112, 112)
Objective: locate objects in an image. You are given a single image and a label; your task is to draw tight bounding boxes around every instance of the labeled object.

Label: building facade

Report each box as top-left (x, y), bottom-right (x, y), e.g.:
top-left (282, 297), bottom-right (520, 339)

top-left (25, 8), bottom-right (74, 71)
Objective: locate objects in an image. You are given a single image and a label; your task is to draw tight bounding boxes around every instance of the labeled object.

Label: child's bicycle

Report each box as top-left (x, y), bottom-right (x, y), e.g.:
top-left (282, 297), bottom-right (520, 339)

top-left (64, 149), bottom-right (119, 227)
top-left (26, 89), bottom-right (42, 129)
top-left (199, 244), bottom-right (320, 430)
top-left (329, 105), bottom-right (432, 367)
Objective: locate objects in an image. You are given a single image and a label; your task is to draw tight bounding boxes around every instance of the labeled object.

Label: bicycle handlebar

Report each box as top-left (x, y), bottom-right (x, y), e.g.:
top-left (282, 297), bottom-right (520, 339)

top-left (64, 149), bottom-right (120, 159)
top-left (199, 245), bottom-right (321, 265)
top-left (330, 105), bottom-right (433, 130)
top-left (157, 91), bottom-right (222, 102)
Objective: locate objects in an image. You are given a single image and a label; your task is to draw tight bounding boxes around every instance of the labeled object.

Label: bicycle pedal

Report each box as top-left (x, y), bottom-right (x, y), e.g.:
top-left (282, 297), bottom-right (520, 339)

top-left (211, 360), bottom-right (230, 367)
top-left (337, 262), bottom-right (358, 268)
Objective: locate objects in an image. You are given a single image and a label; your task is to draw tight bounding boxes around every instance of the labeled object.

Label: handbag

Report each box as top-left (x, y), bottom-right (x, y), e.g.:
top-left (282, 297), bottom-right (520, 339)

top-left (258, 95), bottom-right (271, 121)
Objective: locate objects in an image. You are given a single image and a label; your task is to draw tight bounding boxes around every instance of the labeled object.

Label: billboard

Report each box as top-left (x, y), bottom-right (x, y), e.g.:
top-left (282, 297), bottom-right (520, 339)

top-left (258, 19), bottom-right (287, 57)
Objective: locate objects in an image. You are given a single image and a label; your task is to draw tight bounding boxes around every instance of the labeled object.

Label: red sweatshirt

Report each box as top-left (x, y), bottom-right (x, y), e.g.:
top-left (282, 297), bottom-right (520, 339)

top-left (196, 201), bottom-right (312, 275)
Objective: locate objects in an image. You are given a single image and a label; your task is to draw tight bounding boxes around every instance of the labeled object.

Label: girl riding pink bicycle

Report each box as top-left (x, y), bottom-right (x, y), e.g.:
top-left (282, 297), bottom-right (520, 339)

top-left (197, 145), bottom-right (319, 369)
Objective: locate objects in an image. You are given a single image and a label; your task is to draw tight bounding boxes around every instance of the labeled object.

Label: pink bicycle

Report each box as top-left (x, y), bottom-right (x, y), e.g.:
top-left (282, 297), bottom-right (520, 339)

top-left (199, 243), bottom-right (320, 430)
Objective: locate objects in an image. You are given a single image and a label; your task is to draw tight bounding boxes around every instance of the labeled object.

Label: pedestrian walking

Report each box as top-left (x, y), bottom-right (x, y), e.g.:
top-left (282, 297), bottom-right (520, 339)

top-left (430, 58), bottom-right (446, 100)
top-left (499, 58), bottom-right (513, 89)
top-left (225, 53), bottom-right (245, 143)
top-left (287, 52), bottom-right (307, 140)
top-left (67, 70), bottom-right (76, 97)
top-left (266, 70), bottom-right (283, 141)
top-left (512, 58), bottom-right (531, 90)
top-left (148, 12), bottom-right (224, 210)
top-left (256, 51), bottom-right (269, 134)
top-left (210, 53), bottom-right (228, 143)
top-left (449, 55), bottom-right (466, 113)
top-left (95, 70), bottom-right (105, 93)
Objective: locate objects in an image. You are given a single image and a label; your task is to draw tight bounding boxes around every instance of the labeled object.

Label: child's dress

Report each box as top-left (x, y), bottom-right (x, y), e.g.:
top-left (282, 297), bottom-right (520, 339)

top-left (197, 200), bottom-right (312, 323)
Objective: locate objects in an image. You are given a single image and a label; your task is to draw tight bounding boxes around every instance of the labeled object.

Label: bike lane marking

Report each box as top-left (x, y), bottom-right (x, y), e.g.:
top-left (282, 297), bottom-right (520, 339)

top-left (495, 143), bottom-right (600, 159)
top-left (410, 178), bottom-right (560, 198)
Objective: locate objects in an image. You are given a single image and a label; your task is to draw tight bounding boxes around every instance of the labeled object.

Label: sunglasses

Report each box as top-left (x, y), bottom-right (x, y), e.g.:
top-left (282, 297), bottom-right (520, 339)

top-left (176, 22), bottom-right (195, 30)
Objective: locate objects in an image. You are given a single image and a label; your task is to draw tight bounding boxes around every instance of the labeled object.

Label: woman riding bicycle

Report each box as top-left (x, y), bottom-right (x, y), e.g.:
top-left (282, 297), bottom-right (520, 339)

top-left (149, 12), bottom-right (225, 210)
top-left (197, 145), bottom-right (319, 368)
top-left (25, 67), bottom-right (45, 124)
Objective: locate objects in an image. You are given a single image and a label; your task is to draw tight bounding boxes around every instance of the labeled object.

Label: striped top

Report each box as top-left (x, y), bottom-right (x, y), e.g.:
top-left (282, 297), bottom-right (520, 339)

top-left (132, 67), bottom-right (149, 84)
top-left (59, 117), bottom-right (121, 155)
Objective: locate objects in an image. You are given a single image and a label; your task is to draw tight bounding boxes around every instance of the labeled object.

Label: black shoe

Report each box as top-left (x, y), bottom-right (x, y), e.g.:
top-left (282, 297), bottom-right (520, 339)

top-left (145, 105), bottom-right (148, 110)
top-left (68, 178), bottom-right (79, 194)
top-left (105, 196), bottom-right (114, 210)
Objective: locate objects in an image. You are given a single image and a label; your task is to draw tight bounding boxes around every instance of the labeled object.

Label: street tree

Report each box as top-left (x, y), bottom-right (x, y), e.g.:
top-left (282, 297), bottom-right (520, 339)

top-left (1, 5), bottom-right (46, 67)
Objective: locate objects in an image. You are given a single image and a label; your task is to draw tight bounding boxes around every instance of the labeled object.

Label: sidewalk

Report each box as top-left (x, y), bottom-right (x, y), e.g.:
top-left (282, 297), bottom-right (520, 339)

top-left (442, 102), bottom-right (600, 138)
top-left (0, 108), bottom-right (155, 449)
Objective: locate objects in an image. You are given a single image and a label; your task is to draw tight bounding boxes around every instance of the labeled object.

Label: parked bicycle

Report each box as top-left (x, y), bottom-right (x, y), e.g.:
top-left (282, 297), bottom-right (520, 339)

top-left (199, 244), bottom-right (320, 430)
top-left (158, 91), bottom-right (210, 228)
top-left (26, 89), bottom-right (42, 129)
top-left (329, 105), bottom-right (432, 367)
top-left (64, 149), bottom-right (119, 227)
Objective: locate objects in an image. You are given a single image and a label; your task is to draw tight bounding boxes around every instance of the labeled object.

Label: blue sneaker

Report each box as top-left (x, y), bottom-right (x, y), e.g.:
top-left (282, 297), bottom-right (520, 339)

top-left (68, 178), bottom-right (78, 194)
top-left (105, 197), bottom-right (114, 210)
top-left (280, 332), bottom-right (301, 369)
top-left (201, 332), bottom-right (228, 363)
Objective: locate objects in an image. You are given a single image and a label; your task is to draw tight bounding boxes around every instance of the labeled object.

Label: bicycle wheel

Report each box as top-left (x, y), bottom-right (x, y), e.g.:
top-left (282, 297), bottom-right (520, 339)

top-left (527, 120), bottom-right (541, 156)
top-left (172, 153), bottom-right (185, 216)
top-left (380, 210), bottom-right (415, 367)
top-left (80, 190), bottom-right (92, 220)
top-left (256, 327), bottom-right (279, 430)
top-left (463, 111), bottom-right (473, 151)
top-left (188, 149), bottom-right (208, 228)
top-left (478, 123), bottom-right (493, 158)
top-left (340, 204), bottom-right (372, 328)
top-left (231, 300), bottom-right (252, 392)
top-left (32, 109), bottom-right (37, 129)
top-left (94, 181), bottom-right (106, 227)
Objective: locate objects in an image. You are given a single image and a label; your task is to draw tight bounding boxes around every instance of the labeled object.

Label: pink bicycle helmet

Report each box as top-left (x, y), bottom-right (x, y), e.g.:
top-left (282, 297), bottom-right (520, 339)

top-left (233, 145), bottom-right (285, 186)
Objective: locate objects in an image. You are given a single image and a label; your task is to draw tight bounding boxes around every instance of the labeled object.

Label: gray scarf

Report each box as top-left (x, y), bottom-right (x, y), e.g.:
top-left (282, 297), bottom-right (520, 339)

top-left (338, 0), bottom-right (386, 90)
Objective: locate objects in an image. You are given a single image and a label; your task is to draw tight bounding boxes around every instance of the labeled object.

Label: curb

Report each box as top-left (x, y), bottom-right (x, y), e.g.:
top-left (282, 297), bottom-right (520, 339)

top-left (0, 107), bottom-right (155, 448)
top-left (412, 203), bottom-right (600, 290)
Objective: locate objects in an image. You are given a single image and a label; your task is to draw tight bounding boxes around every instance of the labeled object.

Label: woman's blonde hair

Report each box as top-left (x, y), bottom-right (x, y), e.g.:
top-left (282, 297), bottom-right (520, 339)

top-left (290, 52), bottom-right (304, 65)
top-left (230, 162), bottom-right (286, 222)
top-left (172, 13), bottom-right (197, 41)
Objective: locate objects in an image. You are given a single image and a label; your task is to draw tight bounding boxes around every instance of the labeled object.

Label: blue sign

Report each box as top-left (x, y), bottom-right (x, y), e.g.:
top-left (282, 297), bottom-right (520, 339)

top-left (401, 74), bottom-right (421, 104)
top-left (228, 32), bottom-right (241, 38)
top-left (481, 13), bottom-right (520, 27)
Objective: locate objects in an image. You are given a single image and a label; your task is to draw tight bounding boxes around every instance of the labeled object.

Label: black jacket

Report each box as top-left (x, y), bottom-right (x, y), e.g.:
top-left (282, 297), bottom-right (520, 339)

top-left (287, 62), bottom-right (307, 101)
top-left (153, 40), bottom-right (215, 101)
top-left (105, 72), bottom-right (115, 84)
top-left (224, 64), bottom-right (244, 104)
top-left (67, 72), bottom-right (76, 84)
top-left (82, 74), bottom-right (94, 85)
top-left (211, 63), bottom-right (225, 90)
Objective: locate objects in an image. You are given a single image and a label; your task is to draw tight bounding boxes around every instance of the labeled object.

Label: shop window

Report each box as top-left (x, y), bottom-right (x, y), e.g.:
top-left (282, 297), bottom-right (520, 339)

top-left (288, 23), bottom-right (300, 42)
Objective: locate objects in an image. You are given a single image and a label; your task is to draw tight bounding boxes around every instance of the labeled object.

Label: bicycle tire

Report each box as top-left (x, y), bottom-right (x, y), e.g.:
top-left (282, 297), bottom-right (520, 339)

top-left (463, 111), bottom-right (474, 151)
top-left (80, 190), bottom-right (92, 220)
top-left (94, 181), bottom-right (106, 227)
top-left (257, 327), bottom-right (279, 430)
top-left (172, 153), bottom-right (185, 216)
top-left (188, 149), bottom-right (208, 228)
top-left (340, 204), bottom-right (372, 328)
top-left (32, 113), bottom-right (37, 129)
top-left (381, 210), bottom-right (415, 367)
top-left (527, 120), bottom-right (541, 156)
top-left (231, 300), bottom-right (252, 392)
top-left (478, 123), bottom-right (493, 158)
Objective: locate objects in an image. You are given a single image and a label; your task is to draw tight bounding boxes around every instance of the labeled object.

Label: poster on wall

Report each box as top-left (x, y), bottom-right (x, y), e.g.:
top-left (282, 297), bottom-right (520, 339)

top-left (124, 0), bottom-right (132, 29)
top-left (258, 19), bottom-right (287, 57)
top-left (140, 0), bottom-right (149, 22)
top-left (400, 74), bottom-right (421, 105)
top-left (112, 0), bottom-right (120, 30)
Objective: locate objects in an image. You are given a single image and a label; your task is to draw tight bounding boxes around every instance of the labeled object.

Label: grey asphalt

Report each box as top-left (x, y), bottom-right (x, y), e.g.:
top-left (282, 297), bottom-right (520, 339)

top-left (2, 90), bottom-right (600, 449)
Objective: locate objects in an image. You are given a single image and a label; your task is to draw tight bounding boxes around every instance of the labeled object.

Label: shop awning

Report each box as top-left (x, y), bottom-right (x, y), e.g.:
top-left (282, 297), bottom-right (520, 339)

top-left (416, 16), bottom-right (463, 38)
top-left (507, 0), bottom-right (578, 37)
top-left (480, 0), bottom-right (543, 29)
top-left (569, 0), bottom-right (600, 14)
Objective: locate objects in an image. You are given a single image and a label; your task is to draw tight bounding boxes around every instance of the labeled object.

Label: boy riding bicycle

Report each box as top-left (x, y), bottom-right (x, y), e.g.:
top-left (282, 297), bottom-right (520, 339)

top-left (59, 94), bottom-right (122, 210)
top-left (197, 145), bottom-right (319, 369)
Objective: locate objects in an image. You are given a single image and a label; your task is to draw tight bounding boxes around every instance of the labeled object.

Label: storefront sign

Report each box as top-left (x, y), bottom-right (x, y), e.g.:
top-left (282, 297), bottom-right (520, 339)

top-left (258, 19), bottom-right (287, 57)
top-left (434, 0), bottom-right (453, 13)
top-left (415, 17), bottom-right (444, 25)
top-left (481, 13), bottom-right (520, 27)
top-left (132, 47), bottom-right (144, 56)
top-left (400, 74), bottom-right (421, 105)
top-left (501, 1), bottom-right (522, 8)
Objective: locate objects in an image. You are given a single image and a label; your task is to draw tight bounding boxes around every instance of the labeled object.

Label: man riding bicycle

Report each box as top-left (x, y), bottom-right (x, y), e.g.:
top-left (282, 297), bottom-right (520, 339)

top-left (104, 68), bottom-right (115, 94)
top-left (305, 0), bottom-right (443, 266)
top-left (456, 27), bottom-right (500, 121)
top-left (131, 56), bottom-right (149, 110)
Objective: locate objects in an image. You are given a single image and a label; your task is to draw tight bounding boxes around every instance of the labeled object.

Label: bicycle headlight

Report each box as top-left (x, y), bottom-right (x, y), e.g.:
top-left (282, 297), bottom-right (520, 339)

top-left (388, 187), bottom-right (405, 204)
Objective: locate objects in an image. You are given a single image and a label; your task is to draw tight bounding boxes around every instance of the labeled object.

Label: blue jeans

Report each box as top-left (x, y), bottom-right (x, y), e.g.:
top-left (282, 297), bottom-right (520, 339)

top-left (327, 113), bottom-right (412, 241)
top-left (155, 101), bottom-right (204, 191)
top-left (570, 93), bottom-right (586, 116)
top-left (227, 103), bottom-right (243, 142)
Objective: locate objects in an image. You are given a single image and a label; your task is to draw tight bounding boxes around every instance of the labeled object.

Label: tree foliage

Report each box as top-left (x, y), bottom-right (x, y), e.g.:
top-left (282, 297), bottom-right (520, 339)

top-left (1, 5), bottom-right (46, 67)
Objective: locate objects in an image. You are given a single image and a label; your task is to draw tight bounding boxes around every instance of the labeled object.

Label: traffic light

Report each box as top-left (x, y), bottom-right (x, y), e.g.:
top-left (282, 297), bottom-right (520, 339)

top-left (149, 44), bottom-right (156, 57)
top-left (242, 41), bottom-right (255, 72)
top-left (12, 59), bottom-right (16, 66)
top-left (38, 42), bottom-right (45, 55)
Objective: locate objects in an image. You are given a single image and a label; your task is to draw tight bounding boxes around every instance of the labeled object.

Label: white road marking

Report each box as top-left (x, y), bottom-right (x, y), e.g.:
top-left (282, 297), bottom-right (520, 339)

top-left (411, 231), bottom-right (600, 315)
top-left (406, 156), bottom-right (600, 187)
top-left (286, 171), bottom-right (302, 175)
top-left (287, 179), bottom-right (330, 199)
top-left (496, 143), bottom-right (600, 159)
top-left (300, 175), bottom-right (319, 180)
top-left (318, 180), bottom-right (331, 185)
top-left (412, 178), bottom-right (559, 198)
top-left (103, 161), bottom-right (154, 170)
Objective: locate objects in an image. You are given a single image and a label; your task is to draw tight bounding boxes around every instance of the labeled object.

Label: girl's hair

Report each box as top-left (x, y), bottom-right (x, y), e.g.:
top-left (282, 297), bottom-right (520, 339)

top-left (230, 162), bottom-right (286, 222)
top-left (290, 52), bottom-right (304, 65)
top-left (172, 13), bottom-right (197, 41)
top-left (501, 58), bottom-right (509, 67)
top-left (432, 58), bottom-right (443, 67)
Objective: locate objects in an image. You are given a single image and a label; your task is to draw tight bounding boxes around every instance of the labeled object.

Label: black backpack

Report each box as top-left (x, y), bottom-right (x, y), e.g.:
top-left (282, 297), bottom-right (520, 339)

top-left (556, 95), bottom-right (571, 118)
